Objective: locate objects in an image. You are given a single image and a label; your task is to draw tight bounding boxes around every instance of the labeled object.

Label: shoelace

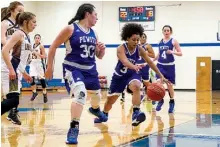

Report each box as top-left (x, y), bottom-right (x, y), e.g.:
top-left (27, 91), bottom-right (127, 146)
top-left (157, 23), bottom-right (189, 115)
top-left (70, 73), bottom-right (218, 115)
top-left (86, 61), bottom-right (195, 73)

top-left (12, 112), bottom-right (20, 120)
top-left (69, 128), bottom-right (78, 138)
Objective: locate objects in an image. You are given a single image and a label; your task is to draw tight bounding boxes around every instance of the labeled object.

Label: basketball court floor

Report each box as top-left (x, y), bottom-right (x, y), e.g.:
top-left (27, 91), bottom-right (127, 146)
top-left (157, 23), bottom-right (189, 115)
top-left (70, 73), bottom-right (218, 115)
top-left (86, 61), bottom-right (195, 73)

top-left (1, 90), bottom-right (220, 147)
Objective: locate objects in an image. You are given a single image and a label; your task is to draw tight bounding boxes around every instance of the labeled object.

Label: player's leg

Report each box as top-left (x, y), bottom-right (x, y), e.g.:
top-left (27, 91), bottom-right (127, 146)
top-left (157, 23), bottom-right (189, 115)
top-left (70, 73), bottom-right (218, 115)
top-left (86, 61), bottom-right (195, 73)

top-left (2, 71), bottom-right (21, 125)
top-left (100, 76), bottom-right (127, 122)
top-left (39, 78), bottom-right (47, 103)
top-left (64, 67), bottom-right (86, 144)
top-left (166, 65), bottom-right (176, 113)
top-left (139, 65), bottom-right (150, 102)
top-left (30, 76), bottom-right (38, 101)
top-left (155, 64), bottom-right (166, 111)
top-left (39, 64), bottom-right (48, 103)
top-left (30, 63), bottom-right (38, 101)
top-left (127, 74), bottom-right (146, 126)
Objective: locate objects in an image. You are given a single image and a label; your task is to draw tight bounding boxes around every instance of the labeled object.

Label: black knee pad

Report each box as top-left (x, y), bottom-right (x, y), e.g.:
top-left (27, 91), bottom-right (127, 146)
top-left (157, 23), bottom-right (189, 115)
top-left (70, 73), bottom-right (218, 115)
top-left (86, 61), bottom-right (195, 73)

top-left (6, 92), bottom-right (20, 107)
top-left (40, 79), bottom-right (47, 88)
top-left (126, 86), bottom-right (133, 94)
top-left (30, 77), bottom-right (36, 86)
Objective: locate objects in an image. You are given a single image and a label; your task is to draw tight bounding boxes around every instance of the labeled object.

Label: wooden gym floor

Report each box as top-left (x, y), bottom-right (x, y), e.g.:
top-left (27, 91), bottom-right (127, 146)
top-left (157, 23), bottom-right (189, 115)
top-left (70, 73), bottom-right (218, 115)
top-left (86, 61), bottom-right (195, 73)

top-left (1, 90), bottom-right (220, 147)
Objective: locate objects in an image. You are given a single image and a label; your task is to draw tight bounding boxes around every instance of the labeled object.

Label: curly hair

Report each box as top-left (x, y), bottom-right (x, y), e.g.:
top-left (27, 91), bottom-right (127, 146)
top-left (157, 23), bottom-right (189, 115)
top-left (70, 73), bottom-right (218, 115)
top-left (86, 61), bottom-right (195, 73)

top-left (121, 23), bottom-right (144, 41)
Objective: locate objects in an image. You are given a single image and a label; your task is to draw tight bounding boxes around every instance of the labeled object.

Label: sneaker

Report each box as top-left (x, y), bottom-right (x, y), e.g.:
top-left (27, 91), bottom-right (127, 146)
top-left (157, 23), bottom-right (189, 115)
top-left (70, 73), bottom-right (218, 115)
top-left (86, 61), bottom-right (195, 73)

top-left (88, 107), bottom-right (108, 123)
top-left (43, 93), bottom-right (48, 103)
top-left (7, 109), bottom-right (21, 125)
top-left (168, 100), bottom-right (175, 113)
top-left (30, 92), bottom-right (38, 101)
top-left (156, 99), bottom-right (164, 111)
top-left (66, 127), bottom-right (79, 144)
top-left (132, 110), bottom-right (146, 126)
top-left (94, 112), bottom-right (108, 123)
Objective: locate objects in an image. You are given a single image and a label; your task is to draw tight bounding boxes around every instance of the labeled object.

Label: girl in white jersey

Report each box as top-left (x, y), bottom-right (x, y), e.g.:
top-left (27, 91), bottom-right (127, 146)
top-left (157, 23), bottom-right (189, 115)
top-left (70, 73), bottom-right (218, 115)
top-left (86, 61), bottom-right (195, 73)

top-left (1, 12), bottom-right (37, 123)
top-left (29, 34), bottom-right (47, 103)
top-left (1, 1), bottom-right (24, 125)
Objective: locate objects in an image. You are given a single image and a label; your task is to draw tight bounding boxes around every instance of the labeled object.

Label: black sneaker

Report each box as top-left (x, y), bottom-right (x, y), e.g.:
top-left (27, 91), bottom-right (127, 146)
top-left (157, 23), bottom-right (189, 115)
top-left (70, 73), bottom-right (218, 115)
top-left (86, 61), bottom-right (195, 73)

top-left (43, 93), bottom-right (48, 103)
top-left (30, 92), bottom-right (38, 101)
top-left (7, 109), bottom-right (21, 125)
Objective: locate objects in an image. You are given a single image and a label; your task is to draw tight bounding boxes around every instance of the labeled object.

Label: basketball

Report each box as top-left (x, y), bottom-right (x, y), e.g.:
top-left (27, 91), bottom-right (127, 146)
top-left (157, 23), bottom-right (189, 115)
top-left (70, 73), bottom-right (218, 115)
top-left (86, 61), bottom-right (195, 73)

top-left (147, 83), bottom-right (166, 101)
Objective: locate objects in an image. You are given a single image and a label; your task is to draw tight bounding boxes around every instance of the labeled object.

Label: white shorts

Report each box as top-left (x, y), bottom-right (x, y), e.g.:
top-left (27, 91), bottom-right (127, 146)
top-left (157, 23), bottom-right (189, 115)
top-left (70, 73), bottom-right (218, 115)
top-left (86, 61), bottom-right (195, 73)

top-left (1, 70), bottom-right (22, 95)
top-left (29, 60), bottom-right (45, 78)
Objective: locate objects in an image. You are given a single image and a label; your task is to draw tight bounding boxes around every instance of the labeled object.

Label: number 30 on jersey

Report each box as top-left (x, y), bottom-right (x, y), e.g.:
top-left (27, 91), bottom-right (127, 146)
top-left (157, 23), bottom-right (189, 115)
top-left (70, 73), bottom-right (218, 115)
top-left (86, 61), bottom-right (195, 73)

top-left (80, 44), bottom-right (95, 58)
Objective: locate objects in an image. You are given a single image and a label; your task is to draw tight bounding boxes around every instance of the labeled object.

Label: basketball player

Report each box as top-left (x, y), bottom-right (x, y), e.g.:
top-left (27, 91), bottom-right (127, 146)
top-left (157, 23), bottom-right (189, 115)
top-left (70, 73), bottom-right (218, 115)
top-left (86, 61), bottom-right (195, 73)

top-left (120, 33), bottom-right (155, 103)
top-left (95, 23), bottom-right (167, 126)
top-left (138, 33), bottom-right (155, 94)
top-left (45, 3), bottom-right (106, 144)
top-left (1, 12), bottom-right (36, 122)
top-left (1, 1), bottom-right (24, 125)
top-left (29, 34), bottom-right (48, 103)
top-left (154, 25), bottom-right (182, 113)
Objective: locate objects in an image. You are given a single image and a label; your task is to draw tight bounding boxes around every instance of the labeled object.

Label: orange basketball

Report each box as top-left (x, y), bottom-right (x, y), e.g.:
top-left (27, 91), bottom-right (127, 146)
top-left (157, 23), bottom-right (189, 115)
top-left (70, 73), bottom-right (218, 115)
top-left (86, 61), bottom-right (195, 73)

top-left (147, 83), bottom-right (166, 101)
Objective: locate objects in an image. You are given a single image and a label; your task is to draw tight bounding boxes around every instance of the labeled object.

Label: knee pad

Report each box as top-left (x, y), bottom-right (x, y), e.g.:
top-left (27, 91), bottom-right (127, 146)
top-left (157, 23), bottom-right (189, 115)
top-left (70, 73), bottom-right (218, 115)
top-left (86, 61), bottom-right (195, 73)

top-left (72, 83), bottom-right (87, 105)
top-left (126, 86), bottom-right (133, 94)
top-left (30, 77), bottom-right (36, 86)
top-left (40, 79), bottom-right (47, 88)
top-left (6, 92), bottom-right (20, 107)
top-left (89, 90), bottom-right (101, 108)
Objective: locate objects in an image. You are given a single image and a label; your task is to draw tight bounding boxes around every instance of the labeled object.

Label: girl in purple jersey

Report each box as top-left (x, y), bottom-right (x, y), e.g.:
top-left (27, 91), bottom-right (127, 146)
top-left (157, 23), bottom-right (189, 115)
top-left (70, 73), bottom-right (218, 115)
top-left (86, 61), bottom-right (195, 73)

top-left (96, 23), bottom-right (167, 127)
top-left (154, 25), bottom-right (182, 113)
top-left (45, 3), bottom-right (106, 145)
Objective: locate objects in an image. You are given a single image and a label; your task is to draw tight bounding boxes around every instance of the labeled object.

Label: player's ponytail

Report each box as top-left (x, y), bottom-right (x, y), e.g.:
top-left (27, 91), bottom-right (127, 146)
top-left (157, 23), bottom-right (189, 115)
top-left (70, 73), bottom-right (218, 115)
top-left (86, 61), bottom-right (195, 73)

top-left (1, 7), bottom-right (10, 21)
top-left (68, 3), bottom-right (95, 25)
top-left (14, 12), bottom-right (21, 27)
top-left (68, 16), bottom-right (79, 25)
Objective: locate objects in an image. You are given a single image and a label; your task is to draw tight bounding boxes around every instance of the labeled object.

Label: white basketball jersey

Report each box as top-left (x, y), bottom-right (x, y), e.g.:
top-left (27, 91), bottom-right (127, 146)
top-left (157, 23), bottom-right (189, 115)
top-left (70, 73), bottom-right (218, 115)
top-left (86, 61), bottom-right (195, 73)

top-left (11, 30), bottom-right (33, 73)
top-left (32, 43), bottom-right (41, 60)
top-left (5, 19), bottom-right (18, 40)
top-left (1, 19), bottom-right (18, 72)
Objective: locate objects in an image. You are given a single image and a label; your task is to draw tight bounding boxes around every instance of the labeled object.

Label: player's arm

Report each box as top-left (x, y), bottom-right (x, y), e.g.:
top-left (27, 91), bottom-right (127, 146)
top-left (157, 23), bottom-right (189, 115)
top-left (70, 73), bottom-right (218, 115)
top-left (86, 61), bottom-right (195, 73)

top-left (94, 30), bottom-right (105, 59)
top-left (1, 20), bottom-right (8, 46)
top-left (117, 45), bottom-right (138, 71)
top-left (39, 44), bottom-right (46, 59)
top-left (153, 53), bottom-right (159, 61)
top-left (139, 46), bottom-right (164, 79)
top-left (2, 31), bottom-right (22, 71)
top-left (172, 39), bottom-right (182, 56)
top-left (146, 44), bottom-right (155, 58)
top-left (47, 25), bottom-right (73, 70)
top-left (153, 41), bottom-right (161, 61)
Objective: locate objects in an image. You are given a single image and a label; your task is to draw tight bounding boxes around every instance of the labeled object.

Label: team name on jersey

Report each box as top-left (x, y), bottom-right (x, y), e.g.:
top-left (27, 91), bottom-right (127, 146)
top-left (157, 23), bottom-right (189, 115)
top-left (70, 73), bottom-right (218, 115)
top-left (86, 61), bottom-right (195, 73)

top-left (79, 36), bottom-right (96, 44)
top-left (159, 45), bottom-right (169, 50)
top-left (128, 58), bottom-right (136, 64)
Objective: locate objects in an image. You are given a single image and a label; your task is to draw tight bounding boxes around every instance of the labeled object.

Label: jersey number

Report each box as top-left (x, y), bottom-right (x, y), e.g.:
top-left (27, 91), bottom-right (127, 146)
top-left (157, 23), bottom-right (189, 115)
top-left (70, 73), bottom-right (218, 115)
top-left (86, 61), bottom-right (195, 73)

top-left (32, 53), bottom-right (37, 59)
top-left (120, 67), bottom-right (128, 74)
top-left (161, 51), bottom-right (167, 59)
top-left (80, 45), bottom-right (95, 58)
